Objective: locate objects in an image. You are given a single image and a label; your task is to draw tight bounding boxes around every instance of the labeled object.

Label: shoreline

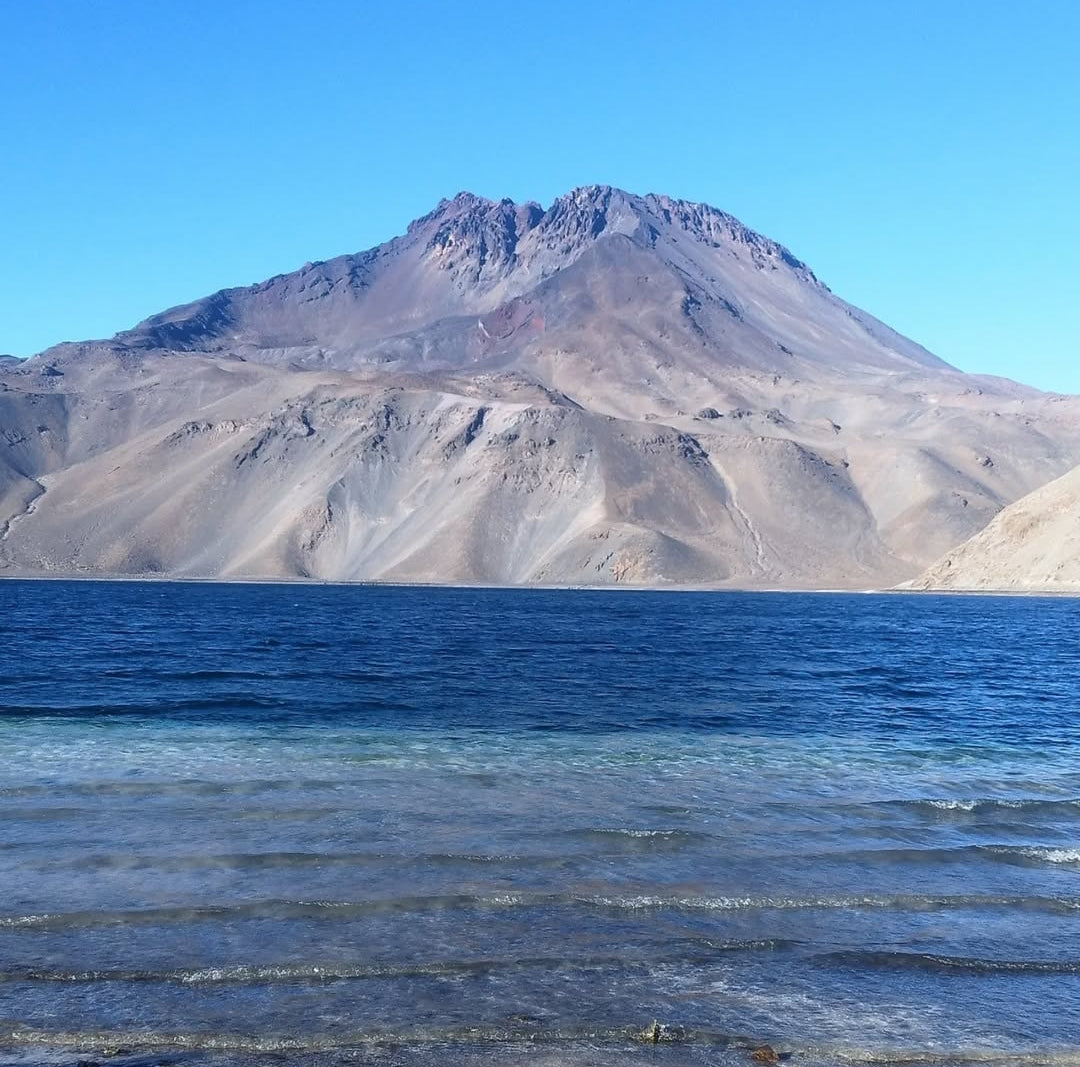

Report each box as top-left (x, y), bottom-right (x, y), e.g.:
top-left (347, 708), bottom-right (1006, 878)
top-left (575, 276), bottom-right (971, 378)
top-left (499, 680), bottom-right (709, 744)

top-left (1, 569), bottom-right (1078, 597)
top-left (0, 1030), bottom-right (1068, 1066)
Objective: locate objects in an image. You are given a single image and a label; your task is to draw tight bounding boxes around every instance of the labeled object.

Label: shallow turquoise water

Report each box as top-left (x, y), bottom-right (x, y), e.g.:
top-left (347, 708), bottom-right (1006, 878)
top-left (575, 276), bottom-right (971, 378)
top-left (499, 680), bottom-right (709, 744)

top-left (1, 583), bottom-right (1079, 1066)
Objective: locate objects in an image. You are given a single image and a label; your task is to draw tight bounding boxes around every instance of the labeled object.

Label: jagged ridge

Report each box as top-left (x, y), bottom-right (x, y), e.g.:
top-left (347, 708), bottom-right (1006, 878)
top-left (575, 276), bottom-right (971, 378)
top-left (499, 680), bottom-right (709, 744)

top-left (66, 185), bottom-right (915, 377)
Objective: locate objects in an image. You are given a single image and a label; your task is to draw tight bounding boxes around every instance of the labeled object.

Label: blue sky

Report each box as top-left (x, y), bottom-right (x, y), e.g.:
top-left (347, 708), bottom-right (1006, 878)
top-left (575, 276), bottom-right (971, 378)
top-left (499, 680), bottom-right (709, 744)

top-left (3, 0), bottom-right (1078, 391)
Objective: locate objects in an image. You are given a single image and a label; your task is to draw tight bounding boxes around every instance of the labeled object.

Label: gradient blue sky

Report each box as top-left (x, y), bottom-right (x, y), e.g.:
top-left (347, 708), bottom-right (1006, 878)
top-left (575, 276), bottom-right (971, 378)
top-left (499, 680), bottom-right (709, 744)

top-left (3, 1), bottom-right (1078, 391)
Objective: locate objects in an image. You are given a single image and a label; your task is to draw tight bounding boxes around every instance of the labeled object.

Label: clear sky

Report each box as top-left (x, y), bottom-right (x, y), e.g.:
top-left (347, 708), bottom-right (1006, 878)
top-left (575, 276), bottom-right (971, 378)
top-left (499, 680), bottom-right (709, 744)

top-left (3, 0), bottom-right (1078, 391)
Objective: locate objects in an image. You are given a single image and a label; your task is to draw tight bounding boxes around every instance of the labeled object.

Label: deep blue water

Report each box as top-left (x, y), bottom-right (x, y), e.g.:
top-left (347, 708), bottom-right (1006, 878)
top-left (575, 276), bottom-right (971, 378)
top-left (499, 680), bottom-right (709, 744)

top-left (1, 581), bottom-right (1079, 1067)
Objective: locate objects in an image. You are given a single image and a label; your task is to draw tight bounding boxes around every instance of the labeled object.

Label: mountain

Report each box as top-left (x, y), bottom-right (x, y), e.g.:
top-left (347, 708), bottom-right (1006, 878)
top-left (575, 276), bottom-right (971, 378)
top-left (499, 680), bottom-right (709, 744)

top-left (3, 185), bottom-right (1079, 586)
top-left (911, 464), bottom-right (1080, 592)
top-left (46, 188), bottom-right (950, 382)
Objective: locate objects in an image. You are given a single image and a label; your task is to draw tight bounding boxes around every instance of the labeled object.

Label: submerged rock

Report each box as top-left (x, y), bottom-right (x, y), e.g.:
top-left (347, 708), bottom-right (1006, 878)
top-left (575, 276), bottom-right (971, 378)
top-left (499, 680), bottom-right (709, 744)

top-left (638, 1019), bottom-right (662, 1044)
top-left (634, 1019), bottom-right (687, 1043)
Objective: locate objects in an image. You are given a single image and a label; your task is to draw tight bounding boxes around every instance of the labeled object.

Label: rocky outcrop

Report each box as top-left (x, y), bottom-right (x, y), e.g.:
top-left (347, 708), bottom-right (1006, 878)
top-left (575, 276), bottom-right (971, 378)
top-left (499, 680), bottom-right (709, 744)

top-left (911, 464), bottom-right (1080, 592)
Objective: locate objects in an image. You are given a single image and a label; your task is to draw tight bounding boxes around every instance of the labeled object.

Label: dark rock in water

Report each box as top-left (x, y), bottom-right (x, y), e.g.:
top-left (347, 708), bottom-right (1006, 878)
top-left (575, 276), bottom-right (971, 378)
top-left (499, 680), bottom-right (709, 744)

top-left (634, 1019), bottom-right (687, 1043)
top-left (638, 1019), bottom-right (662, 1043)
top-left (751, 1045), bottom-right (780, 1063)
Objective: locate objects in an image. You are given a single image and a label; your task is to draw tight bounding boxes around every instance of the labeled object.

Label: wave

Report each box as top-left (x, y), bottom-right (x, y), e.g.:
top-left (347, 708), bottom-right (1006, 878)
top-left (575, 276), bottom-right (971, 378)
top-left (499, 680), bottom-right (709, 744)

top-left (6, 1024), bottom-right (1080, 1066)
top-left (809, 844), bottom-right (1080, 868)
top-left (576, 891), bottom-right (1080, 915)
top-left (0, 1019), bottom-right (773, 1055)
top-left (27, 848), bottom-right (563, 875)
top-left (823, 949), bottom-right (1080, 974)
top-left (804, 1048), bottom-right (1080, 1067)
top-left (565, 828), bottom-right (701, 839)
top-left (0, 941), bottom-right (794, 986)
top-left (1040, 849), bottom-right (1080, 863)
top-left (555, 827), bottom-right (712, 848)
top-left (0, 896), bottom-right (544, 930)
top-left (0, 1024), bottom-right (647, 1055)
top-left (887, 798), bottom-right (1080, 816)
top-left (979, 845), bottom-right (1080, 866)
top-left (4, 891), bottom-right (1078, 931)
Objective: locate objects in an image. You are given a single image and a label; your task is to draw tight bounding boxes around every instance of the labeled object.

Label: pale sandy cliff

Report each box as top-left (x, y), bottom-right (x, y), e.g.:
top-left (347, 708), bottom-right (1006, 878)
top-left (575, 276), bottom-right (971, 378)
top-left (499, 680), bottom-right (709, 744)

top-left (911, 464), bottom-right (1080, 592)
top-left (2, 186), bottom-right (1079, 587)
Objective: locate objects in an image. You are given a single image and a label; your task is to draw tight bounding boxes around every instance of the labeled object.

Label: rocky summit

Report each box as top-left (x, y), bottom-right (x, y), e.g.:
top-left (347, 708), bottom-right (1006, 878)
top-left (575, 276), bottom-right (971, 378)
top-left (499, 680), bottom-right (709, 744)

top-left (2, 185), bottom-right (1079, 587)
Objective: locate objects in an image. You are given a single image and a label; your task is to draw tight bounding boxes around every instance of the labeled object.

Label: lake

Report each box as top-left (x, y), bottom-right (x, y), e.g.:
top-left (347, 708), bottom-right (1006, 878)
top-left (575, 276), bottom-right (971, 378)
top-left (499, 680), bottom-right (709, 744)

top-left (1, 581), bottom-right (1079, 1066)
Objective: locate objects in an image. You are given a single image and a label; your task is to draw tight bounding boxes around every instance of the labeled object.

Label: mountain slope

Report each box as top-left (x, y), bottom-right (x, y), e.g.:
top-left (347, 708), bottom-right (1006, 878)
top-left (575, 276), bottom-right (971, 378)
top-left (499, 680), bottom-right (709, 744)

top-left (4, 186), bottom-right (1080, 587)
top-left (42, 187), bottom-right (946, 379)
top-left (911, 465), bottom-right (1080, 592)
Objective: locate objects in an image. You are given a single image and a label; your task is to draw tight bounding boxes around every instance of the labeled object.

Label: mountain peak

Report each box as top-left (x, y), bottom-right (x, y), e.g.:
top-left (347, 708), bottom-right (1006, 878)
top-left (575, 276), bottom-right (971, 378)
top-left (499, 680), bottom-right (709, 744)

top-left (406, 191), bottom-right (499, 233)
top-left (403, 186), bottom-right (814, 280)
top-left (560, 183), bottom-right (621, 203)
top-left (39, 183), bottom-right (943, 380)
top-left (443, 190), bottom-right (494, 212)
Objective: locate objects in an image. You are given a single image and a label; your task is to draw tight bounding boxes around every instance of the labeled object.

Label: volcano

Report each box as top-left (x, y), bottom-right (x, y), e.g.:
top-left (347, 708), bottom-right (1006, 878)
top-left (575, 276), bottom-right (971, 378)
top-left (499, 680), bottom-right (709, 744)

top-left (2, 186), bottom-right (1078, 586)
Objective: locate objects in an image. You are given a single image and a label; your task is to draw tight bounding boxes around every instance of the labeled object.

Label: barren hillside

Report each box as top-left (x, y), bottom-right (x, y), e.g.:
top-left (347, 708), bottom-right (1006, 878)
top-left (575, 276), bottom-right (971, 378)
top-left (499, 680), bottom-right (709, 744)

top-left (3, 186), bottom-right (1078, 586)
